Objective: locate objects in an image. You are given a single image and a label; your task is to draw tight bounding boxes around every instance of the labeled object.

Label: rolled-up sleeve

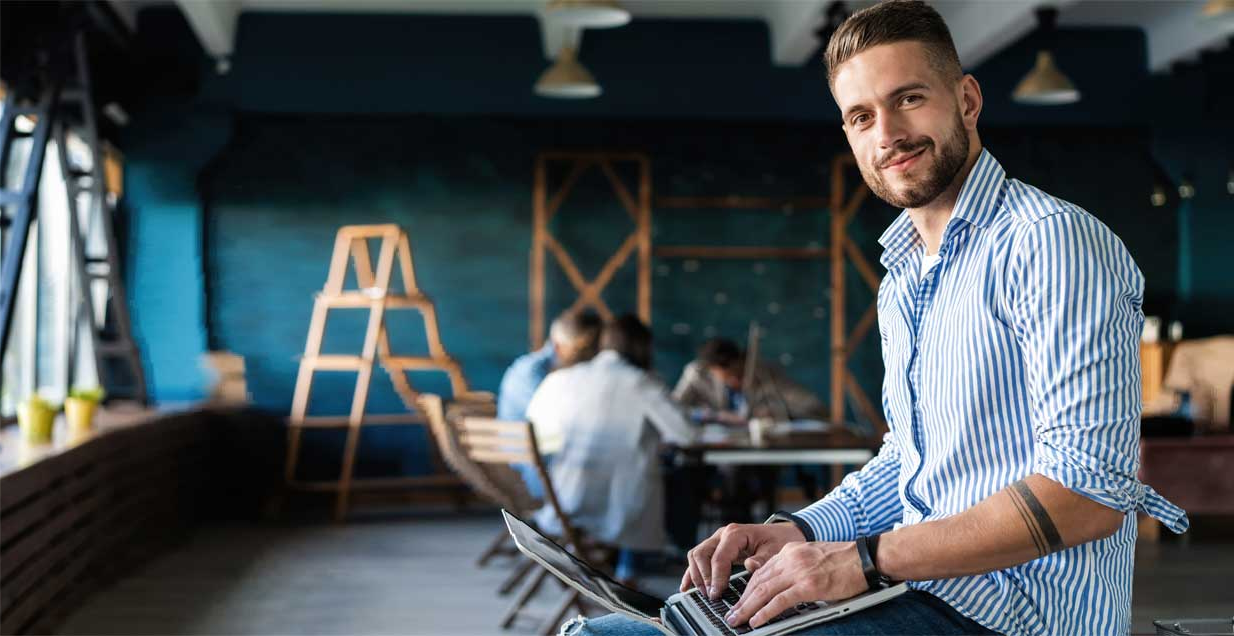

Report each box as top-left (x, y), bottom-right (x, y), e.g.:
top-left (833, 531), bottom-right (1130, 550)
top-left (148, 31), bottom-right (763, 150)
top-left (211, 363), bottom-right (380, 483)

top-left (795, 432), bottom-right (904, 541)
top-left (1009, 210), bottom-right (1188, 532)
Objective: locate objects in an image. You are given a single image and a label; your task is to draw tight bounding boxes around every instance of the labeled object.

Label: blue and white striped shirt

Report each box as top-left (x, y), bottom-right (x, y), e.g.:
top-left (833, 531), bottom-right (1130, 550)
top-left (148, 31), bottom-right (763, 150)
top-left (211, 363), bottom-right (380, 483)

top-left (797, 150), bottom-right (1188, 636)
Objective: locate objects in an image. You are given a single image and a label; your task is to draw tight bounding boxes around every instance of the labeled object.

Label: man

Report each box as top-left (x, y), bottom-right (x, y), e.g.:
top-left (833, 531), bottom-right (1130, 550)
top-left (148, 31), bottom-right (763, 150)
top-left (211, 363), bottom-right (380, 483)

top-left (527, 314), bottom-right (696, 580)
top-left (674, 338), bottom-right (826, 425)
top-left (568, 2), bottom-right (1187, 635)
top-left (497, 309), bottom-right (602, 497)
top-left (675, 337), bottom-right (828, 522)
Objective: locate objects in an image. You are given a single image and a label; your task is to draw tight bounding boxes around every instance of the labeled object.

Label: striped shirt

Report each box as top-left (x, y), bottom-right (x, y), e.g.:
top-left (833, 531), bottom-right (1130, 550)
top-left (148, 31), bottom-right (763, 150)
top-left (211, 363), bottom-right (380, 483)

top-left (796, 149), bottom-right (1188, 636)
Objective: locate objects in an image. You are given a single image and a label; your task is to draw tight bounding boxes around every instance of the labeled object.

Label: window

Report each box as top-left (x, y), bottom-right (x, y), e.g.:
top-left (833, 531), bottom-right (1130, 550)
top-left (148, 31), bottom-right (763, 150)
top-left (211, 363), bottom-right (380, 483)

top-left (1, 109), bottom-right (99, 419)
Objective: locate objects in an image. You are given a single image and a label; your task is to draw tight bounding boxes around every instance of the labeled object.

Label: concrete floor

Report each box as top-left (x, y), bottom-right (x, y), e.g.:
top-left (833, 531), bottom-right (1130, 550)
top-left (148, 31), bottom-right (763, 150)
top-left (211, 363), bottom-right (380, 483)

top-left (57, 510), bottom-right (1233, 636)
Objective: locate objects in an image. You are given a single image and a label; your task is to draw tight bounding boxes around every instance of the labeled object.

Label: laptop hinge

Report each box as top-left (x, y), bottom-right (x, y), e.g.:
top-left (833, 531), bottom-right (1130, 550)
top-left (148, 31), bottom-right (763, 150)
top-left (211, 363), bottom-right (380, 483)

top-left (665, 601), bottom-right (707, 635)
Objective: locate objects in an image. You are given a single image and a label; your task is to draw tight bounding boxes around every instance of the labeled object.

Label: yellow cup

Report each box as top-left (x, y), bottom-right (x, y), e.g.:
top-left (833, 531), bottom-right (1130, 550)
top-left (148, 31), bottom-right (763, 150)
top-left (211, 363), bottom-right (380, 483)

top-left (64, 397), bottom-right (98, 434)
top-left (17, 401), bottom-right (56, 444)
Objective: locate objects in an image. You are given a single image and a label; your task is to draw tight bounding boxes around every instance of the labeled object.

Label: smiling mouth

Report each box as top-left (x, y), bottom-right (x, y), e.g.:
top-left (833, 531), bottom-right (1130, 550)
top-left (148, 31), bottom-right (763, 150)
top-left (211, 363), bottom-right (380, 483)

top-left (881, 147), bottom-right (927, 170)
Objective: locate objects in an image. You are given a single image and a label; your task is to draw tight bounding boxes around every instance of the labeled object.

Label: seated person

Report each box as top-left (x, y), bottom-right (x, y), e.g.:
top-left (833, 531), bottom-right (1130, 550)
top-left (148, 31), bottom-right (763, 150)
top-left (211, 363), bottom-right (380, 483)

top-left (673, 337), bottom-right (826, 424)
top-left (497, 309), bottom-right (602, 497)
top-left (526, 314), bottom-right (697, 580)
top-left (675, 337), bottom-right (830, 521)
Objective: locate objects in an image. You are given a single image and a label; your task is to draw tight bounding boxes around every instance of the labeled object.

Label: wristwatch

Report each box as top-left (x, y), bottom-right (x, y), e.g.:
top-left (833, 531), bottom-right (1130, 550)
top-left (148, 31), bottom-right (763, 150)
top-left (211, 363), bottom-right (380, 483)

top-left (854, 534), bottom-right (893, 590)
top-left (763, 510), bottom-right (815, 542)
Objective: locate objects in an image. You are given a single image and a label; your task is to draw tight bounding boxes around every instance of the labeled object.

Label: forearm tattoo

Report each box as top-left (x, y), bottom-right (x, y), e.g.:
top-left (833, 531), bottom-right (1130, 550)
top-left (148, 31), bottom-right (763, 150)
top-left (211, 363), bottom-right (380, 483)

top-left (1007, 479), bottom-right (1066, 557)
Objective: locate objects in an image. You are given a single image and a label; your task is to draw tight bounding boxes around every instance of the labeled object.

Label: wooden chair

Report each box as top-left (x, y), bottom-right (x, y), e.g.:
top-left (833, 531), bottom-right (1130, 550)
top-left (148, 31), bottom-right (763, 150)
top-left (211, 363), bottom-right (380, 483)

top-left (419, 394), bottom-right (538, 593)
top-left (454, 413), bottom-right (604, 635)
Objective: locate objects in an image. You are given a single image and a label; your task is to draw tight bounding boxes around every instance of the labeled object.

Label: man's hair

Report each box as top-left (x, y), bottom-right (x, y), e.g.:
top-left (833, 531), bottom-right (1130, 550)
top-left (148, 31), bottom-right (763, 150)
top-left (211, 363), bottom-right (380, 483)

top-left (601, 314), bottom-right (653, 371)
top-left (550, 309), bottom-right (603, 364)
top-left (823, 0), bottom-right (963, 90)
top-left (698, 338), bottom-right (742, 371)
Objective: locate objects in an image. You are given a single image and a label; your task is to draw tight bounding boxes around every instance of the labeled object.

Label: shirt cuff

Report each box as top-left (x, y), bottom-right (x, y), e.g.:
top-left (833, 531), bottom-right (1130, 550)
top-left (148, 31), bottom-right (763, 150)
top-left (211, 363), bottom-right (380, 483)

top-left (765, 511), bottom-right (815, 542)
top-left (794, 494), bottom-right (860, 542)
top-left (1034, 452), bottom-right (1190, 534)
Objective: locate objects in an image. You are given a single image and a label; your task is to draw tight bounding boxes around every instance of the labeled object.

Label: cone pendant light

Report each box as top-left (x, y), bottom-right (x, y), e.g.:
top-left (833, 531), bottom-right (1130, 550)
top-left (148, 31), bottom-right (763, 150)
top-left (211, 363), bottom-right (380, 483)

top-left (1013, 50), bottom-right (1080, 105)
top-left (1202, 0), bottom-right (1234, 17)
top-left (535, 46), bottom-right (602, 98)
top-left (1012, 7), bottom-right (1080, 106)
top-left (545, 0), bottom-right (630, 28)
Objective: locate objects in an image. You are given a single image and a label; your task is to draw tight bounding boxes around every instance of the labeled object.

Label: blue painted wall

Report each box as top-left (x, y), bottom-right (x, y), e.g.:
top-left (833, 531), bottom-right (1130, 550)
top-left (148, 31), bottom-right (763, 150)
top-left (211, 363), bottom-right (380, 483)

top-left (1146, 47), bottom-right (1234, 338)
top-left (118, 8), bottom-right (1231, 478)
top-left (121, 100), bottom-right (231, 403)
top-left (197, 116), bottom-right (1175, 479)
top-left (201, 116), bottom-right (894, 478)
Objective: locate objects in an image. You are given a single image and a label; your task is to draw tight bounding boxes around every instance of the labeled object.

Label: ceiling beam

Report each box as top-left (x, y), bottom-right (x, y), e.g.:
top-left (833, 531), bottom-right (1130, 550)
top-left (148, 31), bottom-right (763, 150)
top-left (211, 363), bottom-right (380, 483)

top-left (936, 0), bottom-right (1081, 69)
top-left (175, 0), bottom-right (240, 59)
top-left (106, 0), bottom-right (139, 33)
top-left (1144, 8), bottom-right (1234, 72)
top-left (764, 0), bottom-right (829, 66)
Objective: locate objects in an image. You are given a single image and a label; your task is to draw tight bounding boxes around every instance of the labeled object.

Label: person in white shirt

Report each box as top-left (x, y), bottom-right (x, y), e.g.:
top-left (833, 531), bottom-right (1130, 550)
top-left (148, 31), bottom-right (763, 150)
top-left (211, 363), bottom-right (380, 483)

top-left (527, 314), bottom-right (697, 579)
top-left (498, 309), bottom-right (603, 498)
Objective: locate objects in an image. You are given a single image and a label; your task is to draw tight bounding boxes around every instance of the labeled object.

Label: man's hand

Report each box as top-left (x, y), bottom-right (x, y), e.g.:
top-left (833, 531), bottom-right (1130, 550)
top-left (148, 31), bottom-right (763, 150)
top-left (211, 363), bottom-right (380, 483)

top-left (724, 541), bottom-right (868, 629)
top-left (680, 522), bottom-right (804, 599)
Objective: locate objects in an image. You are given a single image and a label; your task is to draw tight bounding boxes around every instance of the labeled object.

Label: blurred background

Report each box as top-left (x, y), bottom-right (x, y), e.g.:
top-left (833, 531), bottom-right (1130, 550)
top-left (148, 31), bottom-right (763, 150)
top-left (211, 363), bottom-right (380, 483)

top-left (0, 1), bottom-right (1230, 635)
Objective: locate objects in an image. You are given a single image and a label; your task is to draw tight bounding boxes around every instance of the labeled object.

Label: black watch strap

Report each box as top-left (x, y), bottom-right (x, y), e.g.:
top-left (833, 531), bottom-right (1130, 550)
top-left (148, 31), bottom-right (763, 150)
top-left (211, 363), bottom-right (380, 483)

top-left (763, 510), bottom-right (815, 542)
top-left (855, 534), bottom-right (892, 590)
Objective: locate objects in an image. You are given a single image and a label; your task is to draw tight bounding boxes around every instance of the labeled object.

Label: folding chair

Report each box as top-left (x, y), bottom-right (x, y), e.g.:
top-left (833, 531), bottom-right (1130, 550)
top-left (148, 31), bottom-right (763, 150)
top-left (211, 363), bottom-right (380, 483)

top-left (420, 395), bottom-right (537, 592)
top-left (455, 413), bottom-right (610, 635)
top-left (448, 397), bottom-right (528, 567)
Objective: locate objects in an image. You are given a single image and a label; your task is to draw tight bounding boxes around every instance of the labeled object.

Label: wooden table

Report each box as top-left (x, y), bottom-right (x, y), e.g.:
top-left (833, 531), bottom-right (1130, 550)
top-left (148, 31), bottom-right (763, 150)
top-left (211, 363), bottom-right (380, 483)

top-left (671, 427), bottom-right (879, 535)
top-left (691, 426), bottom-right (878, 468)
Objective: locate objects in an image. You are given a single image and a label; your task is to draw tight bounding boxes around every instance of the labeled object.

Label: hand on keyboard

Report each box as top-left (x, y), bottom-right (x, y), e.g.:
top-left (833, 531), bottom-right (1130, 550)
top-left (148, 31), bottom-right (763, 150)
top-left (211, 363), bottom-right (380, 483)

top-left (723, 541), bottom-right (867, 629)
top-left (680, 522), bottom-right (806, 601)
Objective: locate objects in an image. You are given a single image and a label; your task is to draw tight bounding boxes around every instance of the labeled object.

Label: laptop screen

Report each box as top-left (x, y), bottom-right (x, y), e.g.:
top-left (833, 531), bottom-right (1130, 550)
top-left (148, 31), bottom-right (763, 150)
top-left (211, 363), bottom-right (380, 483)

top-left (503, 510), bottom-right (665, 619)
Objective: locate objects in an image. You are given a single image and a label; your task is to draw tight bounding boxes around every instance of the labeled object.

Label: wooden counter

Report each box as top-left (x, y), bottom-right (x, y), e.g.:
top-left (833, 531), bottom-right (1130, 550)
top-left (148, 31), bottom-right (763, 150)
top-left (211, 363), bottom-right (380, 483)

top-left (0, 406), bottom-right (280, 635)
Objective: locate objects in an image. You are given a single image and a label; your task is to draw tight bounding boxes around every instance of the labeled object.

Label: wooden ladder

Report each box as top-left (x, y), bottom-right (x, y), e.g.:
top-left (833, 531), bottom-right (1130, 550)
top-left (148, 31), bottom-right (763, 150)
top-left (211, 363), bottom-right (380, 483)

top-left (285, 224), bottom-right (487, 520)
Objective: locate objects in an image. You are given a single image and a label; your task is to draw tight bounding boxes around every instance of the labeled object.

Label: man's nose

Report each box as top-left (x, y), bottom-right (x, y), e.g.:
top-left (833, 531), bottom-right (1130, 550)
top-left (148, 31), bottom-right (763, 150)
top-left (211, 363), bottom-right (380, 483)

top-left (875, 111), bottom-right (909, 152)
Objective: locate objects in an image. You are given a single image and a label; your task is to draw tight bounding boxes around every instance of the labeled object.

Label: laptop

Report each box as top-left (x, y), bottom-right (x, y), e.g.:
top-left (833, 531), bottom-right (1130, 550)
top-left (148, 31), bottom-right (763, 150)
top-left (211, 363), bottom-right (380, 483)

top-left (502, 510), bottom-right (907, 636)
top-left (742, 320), bottom-right (761, 402)
top-left (743, 321), bottom-right (791, 423)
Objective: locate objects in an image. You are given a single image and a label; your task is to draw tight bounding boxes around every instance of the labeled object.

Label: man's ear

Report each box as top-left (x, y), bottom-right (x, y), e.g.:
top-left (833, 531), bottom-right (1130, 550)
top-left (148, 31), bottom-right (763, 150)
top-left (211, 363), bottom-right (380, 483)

top-left (960, 74), bottom-right (983, 130)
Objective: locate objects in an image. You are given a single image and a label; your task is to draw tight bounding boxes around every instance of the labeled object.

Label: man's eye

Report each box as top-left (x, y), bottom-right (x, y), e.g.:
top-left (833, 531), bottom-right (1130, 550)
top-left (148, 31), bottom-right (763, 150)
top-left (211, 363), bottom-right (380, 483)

top-left (852, 114), bottom-right (871, 126)
top-left (902, 94), bottom-right (922, 105)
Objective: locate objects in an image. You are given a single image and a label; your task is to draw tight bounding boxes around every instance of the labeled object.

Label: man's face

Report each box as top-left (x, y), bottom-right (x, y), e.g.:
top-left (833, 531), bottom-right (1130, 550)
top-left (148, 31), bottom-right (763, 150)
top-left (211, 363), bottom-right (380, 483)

top-left (833, 41), bottom-right (971, 209)
top-left (708, 365), bottom-right (743, 391)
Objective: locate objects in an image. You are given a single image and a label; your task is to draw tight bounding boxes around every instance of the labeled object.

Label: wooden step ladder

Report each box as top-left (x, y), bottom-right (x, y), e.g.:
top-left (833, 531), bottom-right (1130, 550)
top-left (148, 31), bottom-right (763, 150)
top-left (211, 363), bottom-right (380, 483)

top-left (285, 224), bottom-right (488, 520)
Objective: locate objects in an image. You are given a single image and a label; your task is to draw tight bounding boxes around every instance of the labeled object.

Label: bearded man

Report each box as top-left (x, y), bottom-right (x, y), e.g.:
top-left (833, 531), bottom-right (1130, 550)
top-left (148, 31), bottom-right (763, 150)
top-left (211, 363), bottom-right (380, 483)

top-left (562, 1), bottom-right (1186, 635)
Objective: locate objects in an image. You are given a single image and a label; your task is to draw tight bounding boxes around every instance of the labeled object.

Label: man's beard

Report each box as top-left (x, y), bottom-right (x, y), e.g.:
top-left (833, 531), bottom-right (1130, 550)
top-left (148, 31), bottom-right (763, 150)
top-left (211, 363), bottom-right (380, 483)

top-left (858, 111), bottom-right (970, 209)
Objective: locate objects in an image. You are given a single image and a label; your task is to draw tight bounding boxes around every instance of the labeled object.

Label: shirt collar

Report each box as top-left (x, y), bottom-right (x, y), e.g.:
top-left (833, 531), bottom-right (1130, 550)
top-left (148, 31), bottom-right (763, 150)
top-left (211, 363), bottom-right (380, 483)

top-left (595, 350), bottom-right (623, 364)
top-left (877, 148), bottom-right (1006, 269)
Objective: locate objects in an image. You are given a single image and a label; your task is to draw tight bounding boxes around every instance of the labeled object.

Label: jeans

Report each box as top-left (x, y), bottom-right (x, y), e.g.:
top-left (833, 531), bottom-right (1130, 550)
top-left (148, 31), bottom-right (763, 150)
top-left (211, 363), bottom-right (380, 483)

top-left (560, 591), bottom-right (997, 636)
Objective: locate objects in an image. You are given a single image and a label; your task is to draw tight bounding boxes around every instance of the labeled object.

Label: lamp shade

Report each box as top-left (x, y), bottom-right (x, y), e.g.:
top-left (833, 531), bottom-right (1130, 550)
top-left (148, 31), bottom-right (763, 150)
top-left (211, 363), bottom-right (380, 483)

top-left (1012, 51), bottom-right (1080, 105)
top-left (1202, 0), bottom-right (1234, 17)
top-left (545, 0), bottom-right (630, 28)
top-left (534, 46), bottom-right (602, 98)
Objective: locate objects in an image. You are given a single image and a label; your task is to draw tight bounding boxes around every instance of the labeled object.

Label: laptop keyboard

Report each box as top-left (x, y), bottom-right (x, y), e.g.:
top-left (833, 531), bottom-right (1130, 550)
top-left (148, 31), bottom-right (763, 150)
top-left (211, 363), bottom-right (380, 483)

top-left (687, 573), bottom-right (822, 635)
